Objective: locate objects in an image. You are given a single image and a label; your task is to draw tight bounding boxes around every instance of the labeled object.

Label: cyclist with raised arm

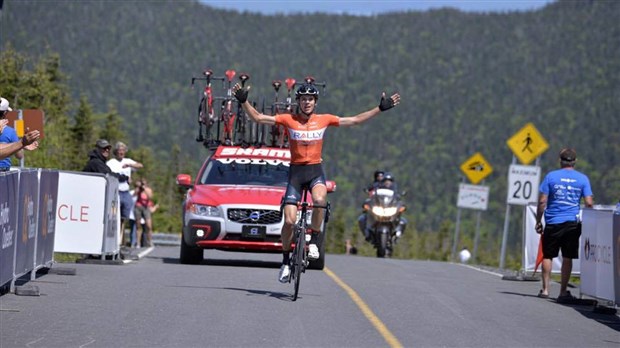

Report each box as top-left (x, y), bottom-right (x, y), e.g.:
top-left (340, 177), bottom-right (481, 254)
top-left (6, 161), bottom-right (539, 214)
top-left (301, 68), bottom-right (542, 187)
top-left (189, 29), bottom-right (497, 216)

top-left (233, 79), bottom-right (400, 283)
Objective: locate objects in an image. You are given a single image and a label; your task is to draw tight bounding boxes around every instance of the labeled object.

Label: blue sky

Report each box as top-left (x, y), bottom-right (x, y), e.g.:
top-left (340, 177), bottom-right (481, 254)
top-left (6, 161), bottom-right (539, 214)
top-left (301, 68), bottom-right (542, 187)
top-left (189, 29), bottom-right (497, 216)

top-left (199, 0), bottom-right (556, 16)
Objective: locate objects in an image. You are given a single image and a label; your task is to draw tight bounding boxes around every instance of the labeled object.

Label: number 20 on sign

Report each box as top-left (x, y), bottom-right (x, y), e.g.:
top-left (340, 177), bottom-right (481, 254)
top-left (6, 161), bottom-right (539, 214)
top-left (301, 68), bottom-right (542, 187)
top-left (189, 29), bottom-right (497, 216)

top-left (506, 164), bottom-right (541, 205)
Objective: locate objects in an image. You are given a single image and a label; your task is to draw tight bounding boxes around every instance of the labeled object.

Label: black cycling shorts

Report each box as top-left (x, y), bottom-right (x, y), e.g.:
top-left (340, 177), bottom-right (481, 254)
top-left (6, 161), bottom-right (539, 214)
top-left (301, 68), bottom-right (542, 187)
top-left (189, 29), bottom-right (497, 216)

top-left (283, 163), bottom-right (326, 205)
top-left (542, 221), bottom-right (581, 259)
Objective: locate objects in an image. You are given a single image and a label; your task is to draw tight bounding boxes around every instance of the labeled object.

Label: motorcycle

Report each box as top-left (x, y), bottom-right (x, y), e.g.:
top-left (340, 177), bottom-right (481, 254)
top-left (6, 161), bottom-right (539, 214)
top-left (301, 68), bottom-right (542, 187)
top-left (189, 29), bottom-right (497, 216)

top-left (362, 187), bottom-right (406, 258)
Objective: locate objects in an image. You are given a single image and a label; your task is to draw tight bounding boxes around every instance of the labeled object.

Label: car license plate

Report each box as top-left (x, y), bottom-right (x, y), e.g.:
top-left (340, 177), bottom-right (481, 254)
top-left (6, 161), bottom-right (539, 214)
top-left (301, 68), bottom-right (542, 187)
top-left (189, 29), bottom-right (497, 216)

top-left (242, 225), bottom-right (266, 239)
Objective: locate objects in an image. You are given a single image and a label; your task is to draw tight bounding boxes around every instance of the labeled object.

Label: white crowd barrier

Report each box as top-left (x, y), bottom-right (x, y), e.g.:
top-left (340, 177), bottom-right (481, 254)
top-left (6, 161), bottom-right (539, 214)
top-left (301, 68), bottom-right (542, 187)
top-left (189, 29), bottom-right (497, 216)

top-left (54, 171), bottom-right (120, 257)
top-left (580, 207), bottom-right (619, 305)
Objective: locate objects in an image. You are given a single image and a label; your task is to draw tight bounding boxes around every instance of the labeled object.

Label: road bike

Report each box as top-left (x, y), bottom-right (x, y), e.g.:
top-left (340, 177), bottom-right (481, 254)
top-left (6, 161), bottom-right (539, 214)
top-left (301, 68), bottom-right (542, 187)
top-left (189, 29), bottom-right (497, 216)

top-left (286, 186), bottom-right (329, 301)
top-left (233, 73), bottom-right (252, 147)
top-left (215, 69), bottom-right (238, 146)
top-left (267, 78), bottom-right (295, 147)
top-left (192, 69), bottom-right (224, 149)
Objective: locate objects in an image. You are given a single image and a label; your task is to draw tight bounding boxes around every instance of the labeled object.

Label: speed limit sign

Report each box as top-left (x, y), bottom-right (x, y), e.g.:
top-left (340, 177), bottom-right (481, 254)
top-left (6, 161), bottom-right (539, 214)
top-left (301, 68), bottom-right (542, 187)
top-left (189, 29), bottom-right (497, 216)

top-left (507, 164), bottom-right (541, 205)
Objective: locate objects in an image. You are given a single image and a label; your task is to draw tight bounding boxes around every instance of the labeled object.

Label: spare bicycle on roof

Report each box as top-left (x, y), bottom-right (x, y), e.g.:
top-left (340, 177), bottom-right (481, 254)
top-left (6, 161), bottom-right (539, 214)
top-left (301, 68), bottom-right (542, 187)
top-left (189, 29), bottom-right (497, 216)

top-left (190, 69), bottom-right (326, 150)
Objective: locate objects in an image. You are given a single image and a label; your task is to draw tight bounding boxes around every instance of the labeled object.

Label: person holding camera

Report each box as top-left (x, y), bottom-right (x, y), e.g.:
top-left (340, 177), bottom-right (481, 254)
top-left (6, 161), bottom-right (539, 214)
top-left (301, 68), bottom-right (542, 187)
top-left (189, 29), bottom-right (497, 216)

top-left (134, 178), bottom-right (154, 248)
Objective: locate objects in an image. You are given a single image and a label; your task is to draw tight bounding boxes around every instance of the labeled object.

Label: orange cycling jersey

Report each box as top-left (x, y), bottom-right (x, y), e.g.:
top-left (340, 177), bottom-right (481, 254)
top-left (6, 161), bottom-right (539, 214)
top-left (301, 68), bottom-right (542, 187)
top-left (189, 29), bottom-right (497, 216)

top-left (275, 113), bottom-right (340, 165)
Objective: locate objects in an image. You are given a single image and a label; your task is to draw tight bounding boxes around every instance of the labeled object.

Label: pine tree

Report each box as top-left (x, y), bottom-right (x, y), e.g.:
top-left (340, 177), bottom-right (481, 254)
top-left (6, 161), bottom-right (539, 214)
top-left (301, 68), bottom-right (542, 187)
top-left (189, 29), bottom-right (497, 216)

top-left (99, 104), bottom-right (126, 146)
top-left (70, 96), bottom-right (97, 170)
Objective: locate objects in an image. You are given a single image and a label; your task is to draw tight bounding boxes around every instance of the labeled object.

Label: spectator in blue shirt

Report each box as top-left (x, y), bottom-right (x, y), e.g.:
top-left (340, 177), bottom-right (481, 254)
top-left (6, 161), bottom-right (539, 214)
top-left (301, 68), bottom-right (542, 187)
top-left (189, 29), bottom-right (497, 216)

top-left (535, 148), bottom-right (593, 303)
top-left (0, 97), bottom-right (39, 167)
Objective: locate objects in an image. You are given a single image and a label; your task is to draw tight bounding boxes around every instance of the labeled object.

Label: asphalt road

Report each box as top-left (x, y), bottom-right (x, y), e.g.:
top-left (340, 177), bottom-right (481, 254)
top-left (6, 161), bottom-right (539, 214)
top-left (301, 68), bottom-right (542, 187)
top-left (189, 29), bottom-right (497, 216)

top-left (1, 246), bottom-right (618, 347)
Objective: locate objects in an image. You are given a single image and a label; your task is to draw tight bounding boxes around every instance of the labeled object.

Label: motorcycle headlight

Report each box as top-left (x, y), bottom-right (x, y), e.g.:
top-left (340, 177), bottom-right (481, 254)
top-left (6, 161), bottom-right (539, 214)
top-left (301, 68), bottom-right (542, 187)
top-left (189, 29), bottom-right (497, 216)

top-left (371, 206), bottom-right (398, 217)
top-left (188, 203), bottom-right (221, 217)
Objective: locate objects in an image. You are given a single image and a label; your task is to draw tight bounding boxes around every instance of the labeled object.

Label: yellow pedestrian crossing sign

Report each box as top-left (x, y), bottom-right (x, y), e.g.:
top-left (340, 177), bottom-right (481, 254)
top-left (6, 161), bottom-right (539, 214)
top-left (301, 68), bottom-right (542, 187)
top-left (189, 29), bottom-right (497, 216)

top-left (506, 123), bottom-right (549, 165)
top-left (460, 152), bottom-right (493, 184)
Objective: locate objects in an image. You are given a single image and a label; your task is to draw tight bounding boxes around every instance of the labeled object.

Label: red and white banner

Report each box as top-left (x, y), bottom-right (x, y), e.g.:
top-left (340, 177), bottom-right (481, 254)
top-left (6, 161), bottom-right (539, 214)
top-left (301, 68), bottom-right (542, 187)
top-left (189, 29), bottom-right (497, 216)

top-left (54, 172), bottom-right (108, 254)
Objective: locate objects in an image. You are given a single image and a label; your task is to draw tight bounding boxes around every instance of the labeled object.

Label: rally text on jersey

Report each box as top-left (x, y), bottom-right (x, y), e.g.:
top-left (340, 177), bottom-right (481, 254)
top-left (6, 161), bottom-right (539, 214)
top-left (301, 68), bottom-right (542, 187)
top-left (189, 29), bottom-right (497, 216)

top-left (289, 128), bottom-right (327, 141)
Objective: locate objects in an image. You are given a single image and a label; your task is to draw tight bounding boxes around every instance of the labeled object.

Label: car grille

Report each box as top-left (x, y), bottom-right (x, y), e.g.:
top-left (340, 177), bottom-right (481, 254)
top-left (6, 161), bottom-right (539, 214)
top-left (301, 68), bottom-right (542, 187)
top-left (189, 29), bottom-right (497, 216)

top-left (227, 209), bottom-right (282, 225)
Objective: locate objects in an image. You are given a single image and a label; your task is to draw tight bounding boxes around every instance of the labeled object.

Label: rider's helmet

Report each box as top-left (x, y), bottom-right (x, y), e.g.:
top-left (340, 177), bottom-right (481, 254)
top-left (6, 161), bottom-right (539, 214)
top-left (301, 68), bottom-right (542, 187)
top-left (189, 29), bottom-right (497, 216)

top-left (382, 172), bottom-right (395, 182)
top-left (295, 83), bottom-right (319, 100)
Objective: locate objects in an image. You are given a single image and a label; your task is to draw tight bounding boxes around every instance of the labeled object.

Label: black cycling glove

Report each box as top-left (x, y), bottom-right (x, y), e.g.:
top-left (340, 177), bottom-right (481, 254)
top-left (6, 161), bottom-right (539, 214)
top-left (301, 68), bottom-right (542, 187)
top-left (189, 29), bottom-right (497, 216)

top-left (234, 86), bottom-right (249, 104)
top-left (378, 94), bottom-right (395, 112)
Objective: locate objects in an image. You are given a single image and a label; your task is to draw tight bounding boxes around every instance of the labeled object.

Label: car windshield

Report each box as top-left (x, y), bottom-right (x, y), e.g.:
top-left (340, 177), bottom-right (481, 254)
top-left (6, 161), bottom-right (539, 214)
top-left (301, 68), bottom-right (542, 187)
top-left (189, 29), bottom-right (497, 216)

top-left (200, 158), bottom-right (289, 187)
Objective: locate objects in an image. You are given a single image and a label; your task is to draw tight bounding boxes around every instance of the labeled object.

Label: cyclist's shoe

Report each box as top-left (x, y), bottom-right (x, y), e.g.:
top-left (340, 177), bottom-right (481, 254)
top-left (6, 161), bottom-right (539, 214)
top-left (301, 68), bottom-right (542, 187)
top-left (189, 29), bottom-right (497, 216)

top-left (308, 244), bottom-right (320, 260)
top-left (278, 264), bottom-right (290, 283)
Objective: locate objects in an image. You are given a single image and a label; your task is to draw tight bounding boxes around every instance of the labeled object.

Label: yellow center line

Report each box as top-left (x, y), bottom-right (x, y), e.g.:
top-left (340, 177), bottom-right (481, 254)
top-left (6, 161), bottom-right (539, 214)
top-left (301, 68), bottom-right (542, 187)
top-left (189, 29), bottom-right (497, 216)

top-left (324, 267), bottom-right (404, 348)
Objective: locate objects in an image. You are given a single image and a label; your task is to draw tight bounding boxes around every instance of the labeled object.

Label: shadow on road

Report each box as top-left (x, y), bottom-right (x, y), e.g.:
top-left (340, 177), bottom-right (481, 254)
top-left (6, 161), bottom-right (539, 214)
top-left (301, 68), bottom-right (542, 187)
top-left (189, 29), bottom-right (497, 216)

top-left (153, 255), bottom-right (281, 269)
top-left (500, 291), bottom-right (620, 333)
top-left (168, 284), bottom-right (294, 301)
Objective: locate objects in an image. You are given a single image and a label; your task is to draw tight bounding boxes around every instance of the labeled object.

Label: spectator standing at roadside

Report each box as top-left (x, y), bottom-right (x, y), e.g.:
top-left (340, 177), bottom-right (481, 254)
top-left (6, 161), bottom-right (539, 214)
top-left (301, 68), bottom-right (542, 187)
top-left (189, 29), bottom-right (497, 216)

top-left (106, 141), bottom-right (143, 246)
top-left (141, 199), bottom-right (159, 247)
top-left (134, 178), bottom-right (154, 247)
top-left (535, 148), bottom-right (593, 302)
top-left (83, 139), bottom-right (127, 180)
top-left (0, 97), bottom-right (39, 170)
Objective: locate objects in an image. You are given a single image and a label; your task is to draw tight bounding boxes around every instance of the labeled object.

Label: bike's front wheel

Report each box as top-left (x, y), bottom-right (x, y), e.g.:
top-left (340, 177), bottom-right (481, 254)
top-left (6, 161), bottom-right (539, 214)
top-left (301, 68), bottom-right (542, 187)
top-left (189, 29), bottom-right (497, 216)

top-left (292, 226), bottom-right (305, 301)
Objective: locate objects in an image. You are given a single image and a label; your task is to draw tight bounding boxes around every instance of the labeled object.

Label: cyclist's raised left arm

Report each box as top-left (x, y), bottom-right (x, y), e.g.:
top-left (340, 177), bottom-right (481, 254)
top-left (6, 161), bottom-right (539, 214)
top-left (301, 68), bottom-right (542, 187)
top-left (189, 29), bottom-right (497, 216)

top-left (240, 101), bottom-right (276, 125)
top-left (233, 83), bottom-right (276, 125)
top-left (339, 92), bottom-right (400, 127)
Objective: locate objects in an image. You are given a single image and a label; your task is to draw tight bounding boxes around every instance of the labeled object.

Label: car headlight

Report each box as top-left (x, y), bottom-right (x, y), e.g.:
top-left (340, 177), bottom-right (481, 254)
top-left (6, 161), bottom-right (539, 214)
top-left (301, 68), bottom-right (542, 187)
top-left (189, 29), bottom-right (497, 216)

top-left (371, 206), bottom-right (398, 217)
top-left (188, 203), bottom-right (221, 217)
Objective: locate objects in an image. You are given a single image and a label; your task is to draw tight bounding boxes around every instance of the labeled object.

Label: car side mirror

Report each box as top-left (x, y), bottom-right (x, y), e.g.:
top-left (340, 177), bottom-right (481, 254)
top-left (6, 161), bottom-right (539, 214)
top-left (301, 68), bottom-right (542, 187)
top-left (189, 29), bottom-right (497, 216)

top-left (326, 180), bottom-right (337, 193)
top-left (176, 174), bottom-right (194, 189)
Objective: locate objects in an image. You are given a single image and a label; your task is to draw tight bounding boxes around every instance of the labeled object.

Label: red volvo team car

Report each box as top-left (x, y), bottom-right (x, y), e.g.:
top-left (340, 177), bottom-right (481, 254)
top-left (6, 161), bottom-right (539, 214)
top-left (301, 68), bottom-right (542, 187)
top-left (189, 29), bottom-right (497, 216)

top-left (176, 145), bottom-right (335, 269)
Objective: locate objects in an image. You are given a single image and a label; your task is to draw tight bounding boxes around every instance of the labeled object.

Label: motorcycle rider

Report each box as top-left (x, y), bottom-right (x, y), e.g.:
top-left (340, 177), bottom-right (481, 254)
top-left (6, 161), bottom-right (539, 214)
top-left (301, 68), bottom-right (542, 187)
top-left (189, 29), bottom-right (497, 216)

top-left (358, 170), bottom-right (385, 241)
top-left (380, 173), bottom-right (407, 239)
top-left (360, 172), bottom-right (407, 242)
top-left (368, 170), bottom-right (385, 193)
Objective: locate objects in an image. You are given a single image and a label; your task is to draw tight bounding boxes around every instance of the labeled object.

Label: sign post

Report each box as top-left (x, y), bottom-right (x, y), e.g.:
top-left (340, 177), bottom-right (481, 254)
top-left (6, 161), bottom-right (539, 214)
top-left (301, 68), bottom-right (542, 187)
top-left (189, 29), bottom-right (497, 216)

top-left (453, 153), bottom-right (492, 262)
top-left (500, 123), bottom-right (548, 269)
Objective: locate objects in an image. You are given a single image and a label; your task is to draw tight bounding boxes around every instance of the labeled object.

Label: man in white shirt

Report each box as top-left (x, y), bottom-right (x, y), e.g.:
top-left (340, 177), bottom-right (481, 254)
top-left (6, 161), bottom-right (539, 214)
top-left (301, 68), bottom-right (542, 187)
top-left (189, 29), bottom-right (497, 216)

top-left (107, 141), bottom-right (143, 246)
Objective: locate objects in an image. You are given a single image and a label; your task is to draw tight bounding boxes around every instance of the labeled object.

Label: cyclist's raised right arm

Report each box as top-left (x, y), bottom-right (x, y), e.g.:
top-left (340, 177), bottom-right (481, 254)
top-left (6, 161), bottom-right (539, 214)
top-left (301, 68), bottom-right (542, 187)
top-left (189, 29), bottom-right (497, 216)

top-left (233, 82), bottom-right (276, 125)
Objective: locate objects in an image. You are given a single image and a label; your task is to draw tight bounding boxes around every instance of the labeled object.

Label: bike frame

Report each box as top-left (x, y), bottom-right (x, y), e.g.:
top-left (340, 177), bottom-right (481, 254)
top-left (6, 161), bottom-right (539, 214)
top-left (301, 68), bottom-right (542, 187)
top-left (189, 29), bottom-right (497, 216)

top-left (192, 69), bottom-right (224, 149)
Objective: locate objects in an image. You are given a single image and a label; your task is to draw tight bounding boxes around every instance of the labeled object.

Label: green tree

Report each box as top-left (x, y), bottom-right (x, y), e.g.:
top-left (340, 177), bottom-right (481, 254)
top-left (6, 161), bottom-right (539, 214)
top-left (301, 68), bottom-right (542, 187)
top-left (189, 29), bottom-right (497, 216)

top-left (98, 105), bottom-right (127, 146)
top-left (69, 96), bottom-right (97, 170)
top-left (0, 47), bottom-right (72, 169)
